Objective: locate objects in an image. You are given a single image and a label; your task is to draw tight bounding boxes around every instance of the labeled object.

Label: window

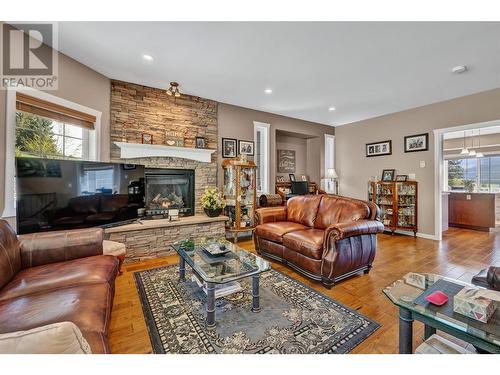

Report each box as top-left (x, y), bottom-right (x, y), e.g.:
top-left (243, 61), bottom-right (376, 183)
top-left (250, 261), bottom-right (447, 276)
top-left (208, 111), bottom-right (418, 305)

top-left (254, 122), bottom-right (270, 194)
top-left (325, 134), bottom-right (335, 171)
top-left (446, 156), bottom-right (500, 192)
top-left (15, 112), bottom-right (89, 159)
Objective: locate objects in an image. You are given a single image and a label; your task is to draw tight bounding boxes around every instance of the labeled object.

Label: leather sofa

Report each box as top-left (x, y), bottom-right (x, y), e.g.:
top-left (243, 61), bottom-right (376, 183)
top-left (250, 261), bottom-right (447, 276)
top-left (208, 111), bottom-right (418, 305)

top-left (0, 220), bottom-right (119, 353)
top-left (254, 194), bottom-right (384, 288)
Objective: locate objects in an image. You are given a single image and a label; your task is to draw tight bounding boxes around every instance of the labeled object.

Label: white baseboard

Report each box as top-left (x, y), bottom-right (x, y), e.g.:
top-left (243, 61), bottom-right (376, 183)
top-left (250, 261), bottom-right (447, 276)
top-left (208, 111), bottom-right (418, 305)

top-left (384, 229), bottom-right (439, 241)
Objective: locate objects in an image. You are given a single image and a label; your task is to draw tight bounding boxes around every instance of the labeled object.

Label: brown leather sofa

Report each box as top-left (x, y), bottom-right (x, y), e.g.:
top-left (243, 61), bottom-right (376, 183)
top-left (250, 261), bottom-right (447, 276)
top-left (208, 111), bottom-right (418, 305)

top-left (0, 220), bottom-right (119, 353)
top-left (254, 194), bottom-right (384, 288)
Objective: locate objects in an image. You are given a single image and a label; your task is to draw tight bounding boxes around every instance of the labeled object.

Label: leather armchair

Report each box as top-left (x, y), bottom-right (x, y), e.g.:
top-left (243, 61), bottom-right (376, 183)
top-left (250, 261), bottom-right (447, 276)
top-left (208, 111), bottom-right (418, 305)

top-left (254, 194), bottom-right (384, 288)
top-left (0, 220), bottom-right (119, 353)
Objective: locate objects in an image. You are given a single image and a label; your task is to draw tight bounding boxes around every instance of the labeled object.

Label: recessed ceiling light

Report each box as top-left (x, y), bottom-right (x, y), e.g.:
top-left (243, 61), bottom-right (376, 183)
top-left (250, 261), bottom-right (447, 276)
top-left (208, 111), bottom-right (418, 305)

top-left (264, 88), bottom-right (273, 94)
top-left (452, 65), bottom-right (467, 74)
top-left (328, 107), bottom-right (336, 111)
top-left (142, 54), bottom-right (154, 61)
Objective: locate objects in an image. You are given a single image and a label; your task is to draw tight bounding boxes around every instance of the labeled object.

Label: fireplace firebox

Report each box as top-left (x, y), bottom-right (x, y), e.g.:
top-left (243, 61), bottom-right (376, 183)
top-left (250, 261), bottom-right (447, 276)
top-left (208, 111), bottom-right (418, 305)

top-left (144, 168), bottom-right (195, 217)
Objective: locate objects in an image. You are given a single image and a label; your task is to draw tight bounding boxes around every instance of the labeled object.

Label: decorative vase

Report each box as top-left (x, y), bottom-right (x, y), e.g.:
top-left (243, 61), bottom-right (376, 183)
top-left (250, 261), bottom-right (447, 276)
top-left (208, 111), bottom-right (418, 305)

top-left (204, 208), bottom-right (222, 217)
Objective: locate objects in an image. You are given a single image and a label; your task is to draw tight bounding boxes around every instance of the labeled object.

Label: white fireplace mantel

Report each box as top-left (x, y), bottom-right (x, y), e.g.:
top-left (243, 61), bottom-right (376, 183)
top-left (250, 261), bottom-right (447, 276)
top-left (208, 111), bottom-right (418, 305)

top-left (114, 142), bottom-right (216, 163)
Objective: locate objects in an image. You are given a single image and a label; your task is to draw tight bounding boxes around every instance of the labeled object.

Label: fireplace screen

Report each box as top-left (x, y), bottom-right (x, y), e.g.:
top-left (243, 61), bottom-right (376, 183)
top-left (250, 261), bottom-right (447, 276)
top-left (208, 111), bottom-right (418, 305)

top-left (145, 169), bottom-right (194, 216)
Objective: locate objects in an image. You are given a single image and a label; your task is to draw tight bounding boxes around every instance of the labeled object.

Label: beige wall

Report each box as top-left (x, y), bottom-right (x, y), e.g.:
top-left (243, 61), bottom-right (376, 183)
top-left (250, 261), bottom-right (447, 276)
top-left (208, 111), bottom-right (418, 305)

top-left (0, 43), bottom-right (110, 217)
top-left (218, 103), bottom-right (334, 192)
top-left (335, 88), bottom-right (500, 237)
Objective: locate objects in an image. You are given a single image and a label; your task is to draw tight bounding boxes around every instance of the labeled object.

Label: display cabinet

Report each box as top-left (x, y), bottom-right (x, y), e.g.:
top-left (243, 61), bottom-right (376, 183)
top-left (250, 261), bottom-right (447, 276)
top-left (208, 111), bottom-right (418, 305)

top-left (222, 158), bottom-right (257, 242)
top-left (368, 180), bottom-right (418, 236)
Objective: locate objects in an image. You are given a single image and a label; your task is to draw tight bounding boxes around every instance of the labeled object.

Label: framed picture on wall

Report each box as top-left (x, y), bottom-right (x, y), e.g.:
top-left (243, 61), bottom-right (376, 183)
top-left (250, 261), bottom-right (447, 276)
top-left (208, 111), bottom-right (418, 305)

top-left (366, 140), bottom-right (392, 157)
top-left (289, 174), bottom-right (296, 182)
top-left (404, 133), bottom-right (429, 153)
top-left (238, 140), bottom-right (254, 156)
top-left (195, 136), bottom-right (206, 149)
top-left (277, 149), bottom-right (296, 173)
top-left (222, 138), bottom-right (237, 158)
top-left (141, 133), bottom-right (153, 144)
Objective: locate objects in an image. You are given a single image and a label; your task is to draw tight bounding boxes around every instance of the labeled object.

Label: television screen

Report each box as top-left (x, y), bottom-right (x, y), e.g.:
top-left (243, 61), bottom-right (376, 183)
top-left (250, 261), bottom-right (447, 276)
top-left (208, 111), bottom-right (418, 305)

top-left (15, 157), bottom-right (145, 234)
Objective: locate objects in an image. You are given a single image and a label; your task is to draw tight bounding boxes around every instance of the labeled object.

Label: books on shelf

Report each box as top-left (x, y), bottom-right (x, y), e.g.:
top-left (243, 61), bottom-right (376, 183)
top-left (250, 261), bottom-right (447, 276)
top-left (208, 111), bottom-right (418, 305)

top-left (191, 276), bottom-right (242, 298)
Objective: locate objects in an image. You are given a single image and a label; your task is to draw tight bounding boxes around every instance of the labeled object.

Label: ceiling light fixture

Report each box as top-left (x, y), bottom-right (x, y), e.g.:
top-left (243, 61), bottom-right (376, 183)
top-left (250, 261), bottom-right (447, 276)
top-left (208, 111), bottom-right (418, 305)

top-left (166, 82), bottom-right (181, 98)
top-left (328, 107), bottom-right (336, 111)
top-left (452, 65), bottom-right (468, 74)
top-left (460, 131), bottom-right (469, 155)
top-left (142, 54), bottom-right (154, 61)
top-left (264, 88), bottom-right (273, 94)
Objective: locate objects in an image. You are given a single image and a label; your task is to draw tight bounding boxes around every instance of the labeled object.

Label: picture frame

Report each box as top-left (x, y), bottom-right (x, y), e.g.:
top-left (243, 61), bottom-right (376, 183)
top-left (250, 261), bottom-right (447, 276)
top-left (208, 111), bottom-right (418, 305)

top-left (366, 140), bottom-right (392, 157)
top-left (300, 175), bottom-right (308, 181)
top-left (141, 133), bottom-right (153, 144)
top-left (238, 140), bottom-right (255, 156)
top-left (277, 149), bottom-right (296, 173)
top-left (165, 130), bottom-right (184, 147)
top-left (276, 176), bottom-right (285, 183)
top-left (395, 174), bottom-right (408, 182)
top-left (404, 133), bottom-right (429, 153)
top-left (289, 173), bottom-right (296, 182)
top-left (222, 138), bottom-right (237, 158)
top-left (195, 136), bottom-right (206, 149)
top-left (381, 169), bottom-right (396, 182)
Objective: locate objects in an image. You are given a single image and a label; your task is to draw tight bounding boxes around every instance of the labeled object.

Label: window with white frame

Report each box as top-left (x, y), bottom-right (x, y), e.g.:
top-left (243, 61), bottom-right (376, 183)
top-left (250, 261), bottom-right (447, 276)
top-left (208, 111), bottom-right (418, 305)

top-left (254, 122), bottom-right (270, 194)
top-left (15, 112), bottom-right (90, 160)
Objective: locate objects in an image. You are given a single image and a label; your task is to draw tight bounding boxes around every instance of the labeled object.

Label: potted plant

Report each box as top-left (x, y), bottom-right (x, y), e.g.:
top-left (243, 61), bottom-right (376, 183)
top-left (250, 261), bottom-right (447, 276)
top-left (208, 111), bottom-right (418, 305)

top-left (201, 187), bottom-right (225, 217)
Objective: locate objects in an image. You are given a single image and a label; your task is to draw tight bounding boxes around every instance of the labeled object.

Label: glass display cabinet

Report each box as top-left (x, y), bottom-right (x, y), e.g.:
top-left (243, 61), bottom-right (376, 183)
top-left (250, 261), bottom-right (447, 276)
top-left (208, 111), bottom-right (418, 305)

top-left (222, 158), bottom-right (257, 242)
top-left (368, 180), bottom-right (418, 236)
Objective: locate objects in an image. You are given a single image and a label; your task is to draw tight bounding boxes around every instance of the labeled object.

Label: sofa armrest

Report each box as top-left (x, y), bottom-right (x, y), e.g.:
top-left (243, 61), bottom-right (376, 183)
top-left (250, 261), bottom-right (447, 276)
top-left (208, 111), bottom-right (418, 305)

top-left (324, 220), bottom-right (384, 242)
top-left (18, 227), bottom-right (104, 268)
top-left (255, 206), bottom-right (287, 225)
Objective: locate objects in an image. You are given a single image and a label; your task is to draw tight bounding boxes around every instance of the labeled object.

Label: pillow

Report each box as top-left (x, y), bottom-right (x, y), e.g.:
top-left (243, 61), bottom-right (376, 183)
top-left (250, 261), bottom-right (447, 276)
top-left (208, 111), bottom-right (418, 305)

top-left (0, 322), bottom-right (91, 354)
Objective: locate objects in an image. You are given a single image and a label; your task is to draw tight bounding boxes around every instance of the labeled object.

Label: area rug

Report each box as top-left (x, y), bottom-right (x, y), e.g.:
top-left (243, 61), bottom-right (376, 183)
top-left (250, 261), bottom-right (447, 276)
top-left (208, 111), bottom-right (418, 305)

top-left (134, 265), bottom-right (379, 354)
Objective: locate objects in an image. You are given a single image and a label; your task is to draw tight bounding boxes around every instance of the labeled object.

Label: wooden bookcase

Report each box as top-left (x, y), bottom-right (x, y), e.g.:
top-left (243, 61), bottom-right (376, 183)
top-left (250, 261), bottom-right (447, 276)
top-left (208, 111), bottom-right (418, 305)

top-left (222, 158), bottom-right (257, 242)
top-left (368, 181), bottom-right (418, 236)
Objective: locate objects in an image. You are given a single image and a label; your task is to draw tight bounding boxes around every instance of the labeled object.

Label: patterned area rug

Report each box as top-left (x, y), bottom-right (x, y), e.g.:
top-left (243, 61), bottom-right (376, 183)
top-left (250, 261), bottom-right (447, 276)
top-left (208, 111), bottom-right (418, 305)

top-left (135, 266), bottom-right (379, 354)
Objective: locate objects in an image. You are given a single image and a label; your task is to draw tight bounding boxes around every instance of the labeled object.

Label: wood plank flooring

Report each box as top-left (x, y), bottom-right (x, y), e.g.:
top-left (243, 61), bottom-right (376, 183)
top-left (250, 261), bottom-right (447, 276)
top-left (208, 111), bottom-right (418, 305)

top-left (108, 228), bottom-right (500, 354)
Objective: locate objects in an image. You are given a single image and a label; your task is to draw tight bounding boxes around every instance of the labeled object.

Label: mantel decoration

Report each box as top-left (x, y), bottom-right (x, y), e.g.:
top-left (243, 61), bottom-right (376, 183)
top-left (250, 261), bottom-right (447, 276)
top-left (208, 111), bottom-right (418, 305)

top-left (166, 81), bottom-right (181, 98)
top-left (165, 130), bottom-right (184, 147)
top-left (200, 187), bottom-right (225, 217)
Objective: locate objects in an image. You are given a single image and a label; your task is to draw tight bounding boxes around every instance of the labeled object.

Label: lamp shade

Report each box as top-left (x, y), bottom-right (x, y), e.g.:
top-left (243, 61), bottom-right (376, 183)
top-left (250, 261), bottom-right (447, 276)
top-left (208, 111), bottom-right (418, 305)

top-left (327, 168), bottom-right (338, 179)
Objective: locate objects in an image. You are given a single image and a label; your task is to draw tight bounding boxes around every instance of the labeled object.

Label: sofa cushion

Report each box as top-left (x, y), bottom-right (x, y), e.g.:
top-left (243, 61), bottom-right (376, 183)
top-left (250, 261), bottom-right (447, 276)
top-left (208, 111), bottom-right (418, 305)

top-left (0, 283), bottom-right (113, 335)
top-left (0, 255), bottom-right (118, 301)
top-left (255, 222), bottom-right (308, 243)
top-left (314, 195), bottom-right (370, 229)
top-left (0, 220), bottom-right (21, 290)
top-left (283, 229), bottom-right (325, 260)
top-left (103, 240), bottom-right (126, 258)
top-left (286, 195), bottom-right (322, 227)
top-left (0, 322), bottom-right (92, 354)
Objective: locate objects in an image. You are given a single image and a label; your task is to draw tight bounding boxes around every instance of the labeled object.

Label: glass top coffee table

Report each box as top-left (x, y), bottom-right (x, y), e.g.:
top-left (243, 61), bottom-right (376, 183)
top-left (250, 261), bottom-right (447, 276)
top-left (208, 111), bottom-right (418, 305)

top-left (171, 237), bottom-right (271, 328)
top-left (384, 272), bottom-right (500, 353)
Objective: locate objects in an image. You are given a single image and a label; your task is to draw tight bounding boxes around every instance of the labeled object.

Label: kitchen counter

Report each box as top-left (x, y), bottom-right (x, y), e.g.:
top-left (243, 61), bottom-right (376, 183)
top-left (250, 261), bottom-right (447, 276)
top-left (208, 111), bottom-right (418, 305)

top-left (448, 192), bottom-right (500, 231)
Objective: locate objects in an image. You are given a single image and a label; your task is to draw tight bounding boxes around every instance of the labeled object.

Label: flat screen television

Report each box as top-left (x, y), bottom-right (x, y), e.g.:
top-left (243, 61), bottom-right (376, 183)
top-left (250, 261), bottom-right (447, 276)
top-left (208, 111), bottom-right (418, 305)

top-left (15, 157), bottom-right (145, 234)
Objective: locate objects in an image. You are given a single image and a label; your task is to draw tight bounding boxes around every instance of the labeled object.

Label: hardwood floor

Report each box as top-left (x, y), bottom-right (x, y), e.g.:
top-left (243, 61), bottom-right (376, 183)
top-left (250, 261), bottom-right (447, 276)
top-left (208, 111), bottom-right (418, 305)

top-left (108, 228), bottom-right (500, 354)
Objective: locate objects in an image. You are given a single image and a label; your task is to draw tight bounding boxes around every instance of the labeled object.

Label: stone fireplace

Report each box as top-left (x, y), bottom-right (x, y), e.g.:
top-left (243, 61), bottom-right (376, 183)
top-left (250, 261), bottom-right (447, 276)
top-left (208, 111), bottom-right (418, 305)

top-left (109, 79), bottom-right (218, 215)
top-left (145, 168), bottom-right (195, 216)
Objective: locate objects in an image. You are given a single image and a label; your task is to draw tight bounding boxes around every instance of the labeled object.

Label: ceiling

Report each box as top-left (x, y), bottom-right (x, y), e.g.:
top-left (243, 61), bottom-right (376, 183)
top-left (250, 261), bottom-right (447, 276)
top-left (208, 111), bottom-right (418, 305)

top-left (55, 22), bottom-right (500, 127)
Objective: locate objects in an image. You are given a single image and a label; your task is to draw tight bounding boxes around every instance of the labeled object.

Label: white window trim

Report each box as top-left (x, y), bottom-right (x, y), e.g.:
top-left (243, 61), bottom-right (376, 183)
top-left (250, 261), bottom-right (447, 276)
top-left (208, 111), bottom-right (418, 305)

top-left (254, 121), bottom-right (270, 195)
top-left (2, 86), bottom-right (102, 218)
top-left (324, 134), bottom-right (336, 193)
